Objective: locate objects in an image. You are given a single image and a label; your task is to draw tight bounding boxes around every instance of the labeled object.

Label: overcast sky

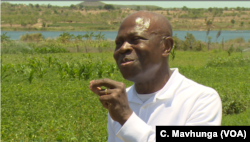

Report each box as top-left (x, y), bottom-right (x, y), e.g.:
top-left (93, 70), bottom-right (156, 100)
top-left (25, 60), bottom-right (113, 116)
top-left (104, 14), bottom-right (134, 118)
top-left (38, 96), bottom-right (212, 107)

top-left (2, 1), bottom-right (250, 8)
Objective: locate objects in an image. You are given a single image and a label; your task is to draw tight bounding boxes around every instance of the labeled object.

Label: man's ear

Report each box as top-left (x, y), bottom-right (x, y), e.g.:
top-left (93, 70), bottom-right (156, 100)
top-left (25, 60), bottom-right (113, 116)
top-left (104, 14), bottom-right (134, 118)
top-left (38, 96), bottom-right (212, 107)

top-left (162, 37), bottom-right (173, 57)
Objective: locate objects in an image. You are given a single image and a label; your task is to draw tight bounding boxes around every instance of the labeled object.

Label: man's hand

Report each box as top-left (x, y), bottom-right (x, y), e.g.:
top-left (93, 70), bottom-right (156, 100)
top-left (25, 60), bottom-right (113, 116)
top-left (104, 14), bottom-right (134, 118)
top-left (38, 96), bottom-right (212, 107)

top-left (89, 78), bottom-right (133, 126)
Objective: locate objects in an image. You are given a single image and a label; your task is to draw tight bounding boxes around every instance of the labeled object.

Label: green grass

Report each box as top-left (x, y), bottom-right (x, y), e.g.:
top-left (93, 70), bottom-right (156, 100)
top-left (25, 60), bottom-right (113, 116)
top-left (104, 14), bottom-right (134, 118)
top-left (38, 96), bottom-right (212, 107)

top-left (1, 51), bottom-right (250, 141)
top-left (222, 109), bottom-right (250, 125)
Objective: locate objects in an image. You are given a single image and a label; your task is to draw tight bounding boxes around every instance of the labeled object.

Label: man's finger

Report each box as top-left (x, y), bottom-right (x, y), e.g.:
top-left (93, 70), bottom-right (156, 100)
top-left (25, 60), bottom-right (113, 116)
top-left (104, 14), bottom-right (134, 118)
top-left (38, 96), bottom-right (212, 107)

top-left (99, 94), bottom-right (114, 103)
top-left (99, 95), bottom-right (113, 109)
top-left (90, 78), bottom-right (121, 89)
top-left (98, 88), bottom-right (114, 96)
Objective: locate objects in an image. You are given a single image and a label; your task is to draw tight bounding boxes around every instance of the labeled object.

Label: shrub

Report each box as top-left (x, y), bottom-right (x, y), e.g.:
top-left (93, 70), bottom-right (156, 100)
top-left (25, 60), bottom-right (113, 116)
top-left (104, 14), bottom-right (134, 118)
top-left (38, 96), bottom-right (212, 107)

top-left (20, 33), bottom-right (44, 42)
top-left (103, 4), bottom-right (115, 10)
top-left (220, 89), bottom-right (250, 115)
top-left (1, 41), bottom-right (35, 54)
top-left (1, 32), bottom-right (11, 42)
top-left (231, 19), bottom-right (235, 24)
top-left (206, 56), bottom-right (250, 67)
top-left (236, 47), bottom-right (244, 52)
top-left (20, 21), bottom-right (27, 27)
top-left (57, 32), bottom-right (74, 43)
top-left (34, 47), bottom-right (69, 54)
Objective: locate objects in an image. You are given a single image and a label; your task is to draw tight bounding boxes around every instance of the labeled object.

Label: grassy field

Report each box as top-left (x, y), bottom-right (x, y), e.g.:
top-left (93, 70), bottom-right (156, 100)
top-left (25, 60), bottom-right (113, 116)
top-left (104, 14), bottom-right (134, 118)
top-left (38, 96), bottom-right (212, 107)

top-left (1, 50), bottom-right (250, 141)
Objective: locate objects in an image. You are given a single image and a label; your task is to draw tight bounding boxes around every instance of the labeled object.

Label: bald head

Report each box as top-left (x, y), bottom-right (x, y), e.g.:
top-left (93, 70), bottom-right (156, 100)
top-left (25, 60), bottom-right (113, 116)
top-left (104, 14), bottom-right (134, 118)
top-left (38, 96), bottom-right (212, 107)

top-left (120, 11), bottom-right (172, 37)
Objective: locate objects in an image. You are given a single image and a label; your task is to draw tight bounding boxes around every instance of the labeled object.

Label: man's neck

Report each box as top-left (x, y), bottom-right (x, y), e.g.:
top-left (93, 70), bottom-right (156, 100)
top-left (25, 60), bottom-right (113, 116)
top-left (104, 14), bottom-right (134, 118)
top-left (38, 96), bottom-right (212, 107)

top-left (134, 66), bottom-right (172, 94)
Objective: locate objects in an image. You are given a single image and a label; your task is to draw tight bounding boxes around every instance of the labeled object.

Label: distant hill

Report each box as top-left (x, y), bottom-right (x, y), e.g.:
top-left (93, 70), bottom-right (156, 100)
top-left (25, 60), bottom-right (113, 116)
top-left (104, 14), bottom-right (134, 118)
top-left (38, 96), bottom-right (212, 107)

top-left (77, 1), bottom-right (163, 10)
top-left (77, 1), bottom-right (105, 7)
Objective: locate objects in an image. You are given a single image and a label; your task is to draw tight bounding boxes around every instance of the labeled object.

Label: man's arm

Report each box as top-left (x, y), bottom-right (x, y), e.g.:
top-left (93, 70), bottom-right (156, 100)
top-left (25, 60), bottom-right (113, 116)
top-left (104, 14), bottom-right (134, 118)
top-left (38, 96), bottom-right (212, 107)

top-left (115, 112), bottom-right (156, 142)
top-left (110, 91), bottom-right (222, 142)
top-left (107, 113), bottom-right (116, 142)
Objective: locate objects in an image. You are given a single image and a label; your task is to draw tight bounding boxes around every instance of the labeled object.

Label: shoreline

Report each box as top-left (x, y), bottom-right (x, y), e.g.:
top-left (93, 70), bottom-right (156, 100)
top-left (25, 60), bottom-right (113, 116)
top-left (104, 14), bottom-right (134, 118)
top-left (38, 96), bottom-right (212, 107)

top-left (2, 29), bottom-right (250, 32)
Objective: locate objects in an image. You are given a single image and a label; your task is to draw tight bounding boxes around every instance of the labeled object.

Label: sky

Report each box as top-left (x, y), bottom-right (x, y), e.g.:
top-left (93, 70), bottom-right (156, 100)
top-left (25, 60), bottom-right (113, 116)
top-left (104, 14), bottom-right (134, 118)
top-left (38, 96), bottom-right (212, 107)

top-left (2, 1), bottom-right (250, 8)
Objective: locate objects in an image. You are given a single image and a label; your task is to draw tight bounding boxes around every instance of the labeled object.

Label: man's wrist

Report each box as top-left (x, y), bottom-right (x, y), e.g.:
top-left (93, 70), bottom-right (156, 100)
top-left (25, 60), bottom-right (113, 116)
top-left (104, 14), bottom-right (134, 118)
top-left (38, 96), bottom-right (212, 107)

top-left (118, 109), bottom-right (133, 126)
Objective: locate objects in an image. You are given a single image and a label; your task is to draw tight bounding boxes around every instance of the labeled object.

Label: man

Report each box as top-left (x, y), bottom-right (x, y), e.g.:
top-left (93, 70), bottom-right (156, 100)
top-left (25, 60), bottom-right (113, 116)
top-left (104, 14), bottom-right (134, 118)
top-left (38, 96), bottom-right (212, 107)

top-left (89, 11), bottom-right (222, 142)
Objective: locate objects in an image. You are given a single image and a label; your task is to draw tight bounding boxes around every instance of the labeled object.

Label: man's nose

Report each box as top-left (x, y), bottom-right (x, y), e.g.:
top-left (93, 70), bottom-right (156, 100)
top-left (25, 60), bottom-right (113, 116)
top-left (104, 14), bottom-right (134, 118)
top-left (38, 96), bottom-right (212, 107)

top-left (119, 41), bottom-right (132, 54)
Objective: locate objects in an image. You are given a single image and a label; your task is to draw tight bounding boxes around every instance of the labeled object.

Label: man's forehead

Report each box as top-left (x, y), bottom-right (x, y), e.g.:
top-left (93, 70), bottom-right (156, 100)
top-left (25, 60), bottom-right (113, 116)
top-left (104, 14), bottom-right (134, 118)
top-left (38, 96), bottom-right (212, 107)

top-left (117, 17), bottom-right (155, 37)
top-left (134, 17), bottom-right (150, 32)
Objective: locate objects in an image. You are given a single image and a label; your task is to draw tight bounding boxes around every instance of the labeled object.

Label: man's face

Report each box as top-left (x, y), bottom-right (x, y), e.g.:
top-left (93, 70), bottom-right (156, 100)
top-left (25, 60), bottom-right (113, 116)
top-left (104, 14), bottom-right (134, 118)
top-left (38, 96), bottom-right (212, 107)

top-left (113, 16), bottom-right (163, 83)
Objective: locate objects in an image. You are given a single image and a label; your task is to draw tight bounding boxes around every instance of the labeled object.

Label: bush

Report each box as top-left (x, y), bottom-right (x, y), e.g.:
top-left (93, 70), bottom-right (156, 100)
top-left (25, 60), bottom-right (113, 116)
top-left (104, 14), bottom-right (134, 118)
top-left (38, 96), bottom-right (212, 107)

top-left (1, 32), bottom-right (11, 42)
top-left (193, 40), bottom-right (205, 51)
top-left (220, 88), bottom-right (250, 115)
top-left (34, 47), bottom-right (69, 54)
top-left (103, 4), bottom-right (115, 10)
top-left (206, 56), bottom-right (250, 67)
top-left (225, 37), bottom-right (245, 43)
top-left (20, 21), bottom-right (27, 27)
top-left (236, 47), bottom-right (244, 52)
top-left (1, 41), bottom-right (35, 54)
top-left (57, 32), bottom-right (74, 43)
top-left (206, 20), bottom-right (212, 26)
top-left (172, 34), bottom-right (182, 50)
top-left (231, 19), bottom-right (235, 24)
top-left (20, 33), bottom-right (44, 42)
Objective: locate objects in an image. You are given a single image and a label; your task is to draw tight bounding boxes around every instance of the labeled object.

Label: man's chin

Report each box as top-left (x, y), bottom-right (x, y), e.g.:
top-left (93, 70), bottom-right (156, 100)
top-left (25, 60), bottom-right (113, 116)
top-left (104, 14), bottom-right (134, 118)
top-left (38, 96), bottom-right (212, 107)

top-left (121, 73), bottom-right (145, 83)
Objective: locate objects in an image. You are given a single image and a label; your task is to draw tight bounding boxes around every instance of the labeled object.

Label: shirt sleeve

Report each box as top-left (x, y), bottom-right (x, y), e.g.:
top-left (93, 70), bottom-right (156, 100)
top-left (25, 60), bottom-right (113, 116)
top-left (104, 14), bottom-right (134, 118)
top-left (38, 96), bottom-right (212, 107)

top-left (185, 91), bottom-right (222, 125)
top-left (116, 112), bottom-right (156, 142)
top-left (107, 113), bottom-right (116, 142)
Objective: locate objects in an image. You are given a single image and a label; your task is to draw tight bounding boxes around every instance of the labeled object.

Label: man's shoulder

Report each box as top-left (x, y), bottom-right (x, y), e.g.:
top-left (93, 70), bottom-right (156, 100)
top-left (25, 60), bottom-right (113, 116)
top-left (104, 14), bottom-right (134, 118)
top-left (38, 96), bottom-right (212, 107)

top-left (178, 74), bottom-right (220, 103)
top-left (182, 76), bottom-right (218, 94)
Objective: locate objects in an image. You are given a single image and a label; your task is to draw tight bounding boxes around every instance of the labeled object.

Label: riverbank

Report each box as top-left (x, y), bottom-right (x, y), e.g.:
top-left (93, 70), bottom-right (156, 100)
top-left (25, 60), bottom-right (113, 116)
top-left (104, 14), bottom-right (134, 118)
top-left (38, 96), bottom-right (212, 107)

top-left (2, 26), bottom-right (250, 32)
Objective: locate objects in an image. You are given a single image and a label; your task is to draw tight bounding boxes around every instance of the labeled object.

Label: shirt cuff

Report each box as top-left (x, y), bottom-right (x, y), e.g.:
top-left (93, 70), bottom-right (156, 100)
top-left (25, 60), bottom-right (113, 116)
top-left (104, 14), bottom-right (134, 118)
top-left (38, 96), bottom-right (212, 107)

top-left (116, 112), bottom-right (153, 142)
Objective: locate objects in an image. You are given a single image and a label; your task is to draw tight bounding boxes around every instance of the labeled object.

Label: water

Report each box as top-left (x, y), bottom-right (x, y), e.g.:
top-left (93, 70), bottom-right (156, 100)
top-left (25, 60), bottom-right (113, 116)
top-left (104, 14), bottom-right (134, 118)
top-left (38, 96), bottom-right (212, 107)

top-left (1, 30), bottom-right (250, 43)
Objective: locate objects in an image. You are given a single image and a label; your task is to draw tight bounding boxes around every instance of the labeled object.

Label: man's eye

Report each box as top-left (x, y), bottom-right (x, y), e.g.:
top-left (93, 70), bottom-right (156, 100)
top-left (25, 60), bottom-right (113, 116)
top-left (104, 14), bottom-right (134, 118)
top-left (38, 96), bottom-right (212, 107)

top-left (116, 41), bottom-right (122, 45)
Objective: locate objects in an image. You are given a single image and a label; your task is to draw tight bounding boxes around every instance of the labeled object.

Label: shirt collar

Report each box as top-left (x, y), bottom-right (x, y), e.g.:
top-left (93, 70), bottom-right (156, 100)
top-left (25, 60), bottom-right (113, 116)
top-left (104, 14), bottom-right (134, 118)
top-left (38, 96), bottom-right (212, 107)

top-left (127, 68), bottom-right (184, 104)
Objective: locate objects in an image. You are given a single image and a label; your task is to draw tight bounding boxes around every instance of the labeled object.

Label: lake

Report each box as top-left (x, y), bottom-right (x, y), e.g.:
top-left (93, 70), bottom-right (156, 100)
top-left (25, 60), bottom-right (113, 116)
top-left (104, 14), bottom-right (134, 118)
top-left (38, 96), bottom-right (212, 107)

top-left (1, 30), bottom-right (250, 43)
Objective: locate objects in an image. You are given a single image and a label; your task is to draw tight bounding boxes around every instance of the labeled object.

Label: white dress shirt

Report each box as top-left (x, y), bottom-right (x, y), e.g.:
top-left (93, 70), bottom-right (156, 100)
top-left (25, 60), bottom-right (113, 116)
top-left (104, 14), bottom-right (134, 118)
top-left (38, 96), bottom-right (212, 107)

top-left (108, 68), bottom-right (222, 142)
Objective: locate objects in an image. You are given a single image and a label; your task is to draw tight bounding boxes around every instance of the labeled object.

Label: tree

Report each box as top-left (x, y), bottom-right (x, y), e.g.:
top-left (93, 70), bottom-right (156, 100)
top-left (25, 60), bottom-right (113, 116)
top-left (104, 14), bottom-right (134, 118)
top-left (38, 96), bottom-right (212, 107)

top-left (9, 19), bottom-right (13, 27)
top-left (236, 7), bottom-right (241, 11)
top-left (136, 6), bottom-right (140, 11)
top-left (207, 36), bottom-right (212, 50)
top-left (98, 5), bottom-right (103, 10)
top-left (29, 3), bottom-right (33, 8)
top-left (182, 6), bottom-right (188, 11)
top-left (206, 20), bottom-right (212, 26)
top-left (95, 32), bottom-right (106, 52)
top-left (208, 7), bottom-right (212, 12)
top-left (231, 19), bottom-right (235, 25)
top-left (1, 32), bottom-right (11, 42)
top-left (216, 29), bottom-right (221, 43)
top-left (224, 7), bottom-right (228, 11)
top-left (185, 32), bottom-right (195, 50)
top-left (21, 21), bottom-right (27, 27)
top-left (240, 22), bottom-right (244, 27)
top-left (205, 27), bottom-right (210, 43)
top-left (221, 37), bottom-right (224, 50)
top-left (104, 4), bottom-right (115, 10)
top-left (70, 4), bottom-right (77, 10)
top-left (79, 5), bottom-right (84, 10)
top-left (54, 9), bottom-right (58, 14)
top-left (47, 4), bottom-right (52, 8)
top-left (35, 4), bottom-right (39, 8)
top-left (42, 22), bottom-right (46, 28)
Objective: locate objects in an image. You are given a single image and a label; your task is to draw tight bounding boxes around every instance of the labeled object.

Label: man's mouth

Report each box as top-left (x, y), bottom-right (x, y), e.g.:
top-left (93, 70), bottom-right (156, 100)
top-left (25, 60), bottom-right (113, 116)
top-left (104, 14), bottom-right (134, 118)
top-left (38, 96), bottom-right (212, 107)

top-left (121, 58), bottom-right (135, 65)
